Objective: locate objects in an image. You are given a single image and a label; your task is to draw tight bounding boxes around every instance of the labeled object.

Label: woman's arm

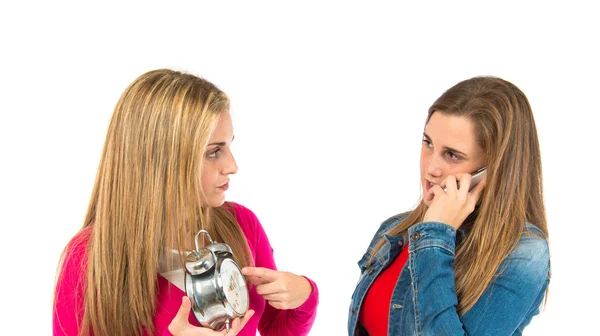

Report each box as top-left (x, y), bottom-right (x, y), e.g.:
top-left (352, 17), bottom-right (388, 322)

top-left (53, 229), bottom-right (91, 335)
top-left (407, 222), bottom-right (550, 335)
top-left (233, 204), bottom-right (319, 336)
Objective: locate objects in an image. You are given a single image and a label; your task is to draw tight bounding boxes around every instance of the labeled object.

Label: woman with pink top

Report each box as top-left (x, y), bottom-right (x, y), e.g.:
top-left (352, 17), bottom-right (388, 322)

top-left (53, 69), bottom-right (319, 336)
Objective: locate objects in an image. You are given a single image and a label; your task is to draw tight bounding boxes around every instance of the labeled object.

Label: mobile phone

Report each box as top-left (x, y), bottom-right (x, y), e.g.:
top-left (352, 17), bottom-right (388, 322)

top-left (465, 167), bottom-right (487, 191)
top-left (442, 167), bottom-right (487, 192)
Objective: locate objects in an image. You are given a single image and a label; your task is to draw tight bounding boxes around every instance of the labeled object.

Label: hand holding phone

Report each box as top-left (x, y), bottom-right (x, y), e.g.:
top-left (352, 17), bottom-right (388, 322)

top-left (443, 167), bottom-right (487, 192)
top-left (427, 167), bottom-right (487, 229)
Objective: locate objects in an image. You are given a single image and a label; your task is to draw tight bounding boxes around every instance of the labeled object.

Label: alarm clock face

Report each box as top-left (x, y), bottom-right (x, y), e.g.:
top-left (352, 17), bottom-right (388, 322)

top-left (219, 259), bottom-right (249, 315)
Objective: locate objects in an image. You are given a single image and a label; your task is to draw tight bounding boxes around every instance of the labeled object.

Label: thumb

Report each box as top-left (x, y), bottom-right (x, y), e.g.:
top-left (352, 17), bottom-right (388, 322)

top-left (225, 318), bottom-right (240, 336)
top-left (175, 296), bottom-right (192, 323)
top-left (168, 297), bottom-right (192, 334)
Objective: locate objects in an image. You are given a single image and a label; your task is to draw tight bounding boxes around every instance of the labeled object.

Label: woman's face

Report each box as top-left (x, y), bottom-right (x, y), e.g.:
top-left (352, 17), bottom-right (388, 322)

top-left (420, 112), bottom-right (486, 207)
top-left (200, 110), bottom-right (238, 207)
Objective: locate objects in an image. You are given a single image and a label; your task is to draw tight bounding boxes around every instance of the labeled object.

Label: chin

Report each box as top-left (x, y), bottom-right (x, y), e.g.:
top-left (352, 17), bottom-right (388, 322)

top-left (210, 197), bottom-right (226, 208)
top-left (201, 195), bottom-right (226, 208)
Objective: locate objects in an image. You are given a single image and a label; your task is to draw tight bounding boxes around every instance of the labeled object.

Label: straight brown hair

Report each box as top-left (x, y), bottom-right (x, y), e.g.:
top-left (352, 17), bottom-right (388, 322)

top-left (369, 76), bottom-right (548, 315)
top-left (55, 69), bottom-right (253, 335)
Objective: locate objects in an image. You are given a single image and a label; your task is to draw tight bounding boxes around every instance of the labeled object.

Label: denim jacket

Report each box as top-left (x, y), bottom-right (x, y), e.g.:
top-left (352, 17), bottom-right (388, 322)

top-left (348, 212), bottom-right (550, 336)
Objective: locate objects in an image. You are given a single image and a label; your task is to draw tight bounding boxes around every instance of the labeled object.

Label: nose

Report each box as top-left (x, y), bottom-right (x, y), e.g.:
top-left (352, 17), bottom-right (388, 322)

top-left (425, 155), bottom-right (444, 178)
top-left (222, 150), bottom-right (238, 175)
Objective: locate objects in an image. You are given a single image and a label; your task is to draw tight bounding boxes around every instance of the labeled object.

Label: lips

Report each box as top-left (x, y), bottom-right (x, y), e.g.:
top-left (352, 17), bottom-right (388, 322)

top-left (425, 180), bottom-right (439, 192)
top-left (218, 182), bottom-right (229, 191)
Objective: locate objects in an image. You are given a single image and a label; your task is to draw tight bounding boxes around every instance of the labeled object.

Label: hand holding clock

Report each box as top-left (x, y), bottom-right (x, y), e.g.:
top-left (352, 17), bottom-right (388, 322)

top-left (168, 297), bottom-right (254, 336)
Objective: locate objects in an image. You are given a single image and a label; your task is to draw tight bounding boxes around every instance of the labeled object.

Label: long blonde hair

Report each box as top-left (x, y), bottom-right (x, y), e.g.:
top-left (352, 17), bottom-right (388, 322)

top-left (370, 76), bottom-right (548, 315)
top-left (56, 69), bottom-right (253, 335)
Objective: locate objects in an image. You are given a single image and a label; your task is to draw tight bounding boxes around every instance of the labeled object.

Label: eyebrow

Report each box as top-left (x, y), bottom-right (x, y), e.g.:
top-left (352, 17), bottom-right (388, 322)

top-left (207, 136), bottom-right (235, 147)
top-left (423, 132), bottom-right (469, 157)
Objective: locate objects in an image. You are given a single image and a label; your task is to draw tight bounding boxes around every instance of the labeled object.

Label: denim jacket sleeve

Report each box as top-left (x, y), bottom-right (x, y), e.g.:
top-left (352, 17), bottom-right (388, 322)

top-left (407, 222), bottom-right (550, 336)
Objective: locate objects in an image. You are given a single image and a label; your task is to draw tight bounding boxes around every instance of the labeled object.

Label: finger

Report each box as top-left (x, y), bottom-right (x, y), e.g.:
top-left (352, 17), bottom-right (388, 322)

top-left (176, 296), bottom-right (192, 324)
top-left (225, 310), bottom-right (255, 336)
top-left (455, 173), bottom-right (472, 193)
top-left (256, 281), bottom-right (286, 296)
top-left (468, 174), bottom-right (486, 205)
top-left (455, 174), bottom-right (472, 203)
top-left (238, 310), bottom-right (255, 331)
top-left (246, 274), bottom-right (270, 286)
top-left (262, 292), bottom-right (288, 301)
top-left (442, 175), bottom-right (458, 194)
top-left (427, 184), bottom-right (445, 201)
top-left (225, 318), bottom-right (242, 336)
top-left (225, 318), bottom-right (240, 336)
top-left (242, 267), bottom-right (279, 281)
top-left (168, 297), bottom-right (192, 334)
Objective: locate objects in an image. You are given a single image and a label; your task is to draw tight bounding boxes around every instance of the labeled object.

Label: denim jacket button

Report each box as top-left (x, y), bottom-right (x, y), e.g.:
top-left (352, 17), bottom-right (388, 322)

top-left (411, 232), bottom-right (422, 242)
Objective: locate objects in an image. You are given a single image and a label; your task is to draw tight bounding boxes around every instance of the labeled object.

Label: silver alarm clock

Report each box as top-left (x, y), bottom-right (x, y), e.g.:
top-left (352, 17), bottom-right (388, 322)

top-left (184, 230), bottom-right (249, 332)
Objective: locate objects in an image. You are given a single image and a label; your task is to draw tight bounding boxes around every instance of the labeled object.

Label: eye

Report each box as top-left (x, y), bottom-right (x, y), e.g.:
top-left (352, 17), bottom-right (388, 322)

top-left (422, 138), bottom-right (432, 148)
top-left (206, 148), bottom-right (220, 159)
top-left (446, 151), bottom-right (461, 161)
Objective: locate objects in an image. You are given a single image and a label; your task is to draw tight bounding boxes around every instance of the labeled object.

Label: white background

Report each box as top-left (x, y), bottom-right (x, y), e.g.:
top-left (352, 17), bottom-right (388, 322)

top-left (1, 2), bottom-right (597, 335)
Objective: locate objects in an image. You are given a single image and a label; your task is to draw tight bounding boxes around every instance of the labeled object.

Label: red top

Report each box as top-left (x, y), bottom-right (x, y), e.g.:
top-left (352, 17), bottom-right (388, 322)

top-left (358, 244), bottom-right (409, 336)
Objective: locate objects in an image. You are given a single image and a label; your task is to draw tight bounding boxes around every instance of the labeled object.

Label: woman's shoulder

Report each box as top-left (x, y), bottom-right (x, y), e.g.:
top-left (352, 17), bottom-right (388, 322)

top-left (65, 226), bottom-right (93, 257)
top-left (223, 202), bottom-right (259, 226)
top-left (223, 202), bottom-right (265, 242)
top-left (57, 226), bottom-right (93, 285)
top-left (377, 211), bottom-right (411, 235)
top-left (503, 223), bottom-right (550, 282)
top-left (224, 201), bottom-right (252, 214)
top-left (515, 223), bottom-right (549, 256)
top-left (366, 211), bottom-right (411, 247)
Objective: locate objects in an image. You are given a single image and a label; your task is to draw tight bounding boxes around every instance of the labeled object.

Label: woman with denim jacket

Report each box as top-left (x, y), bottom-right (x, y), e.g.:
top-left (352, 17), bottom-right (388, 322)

top-left (348, 76), bottom-right (550, 335)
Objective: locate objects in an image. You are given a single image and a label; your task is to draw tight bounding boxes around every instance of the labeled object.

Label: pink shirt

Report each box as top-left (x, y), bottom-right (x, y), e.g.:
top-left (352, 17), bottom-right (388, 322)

top-left (53, 202), bottom-right (319, 335)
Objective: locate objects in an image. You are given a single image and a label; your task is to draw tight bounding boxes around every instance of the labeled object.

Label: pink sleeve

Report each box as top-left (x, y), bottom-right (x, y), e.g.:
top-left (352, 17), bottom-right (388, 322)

top-left (53, 228), bottom-right (91, 336)
top-left (231, 203), bottom-right (319, 336)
